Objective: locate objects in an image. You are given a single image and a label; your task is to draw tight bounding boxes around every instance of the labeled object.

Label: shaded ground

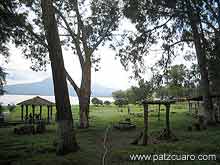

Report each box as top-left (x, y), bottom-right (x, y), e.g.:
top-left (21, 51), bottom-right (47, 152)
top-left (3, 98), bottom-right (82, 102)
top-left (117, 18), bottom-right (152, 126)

top-left (0, 103), bottom-right (220, 165)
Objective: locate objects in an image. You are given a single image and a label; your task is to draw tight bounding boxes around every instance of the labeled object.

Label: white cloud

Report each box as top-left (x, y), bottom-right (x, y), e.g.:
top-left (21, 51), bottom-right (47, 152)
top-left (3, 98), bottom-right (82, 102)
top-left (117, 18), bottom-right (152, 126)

top-left (1, 45), bottom-right (51, 85)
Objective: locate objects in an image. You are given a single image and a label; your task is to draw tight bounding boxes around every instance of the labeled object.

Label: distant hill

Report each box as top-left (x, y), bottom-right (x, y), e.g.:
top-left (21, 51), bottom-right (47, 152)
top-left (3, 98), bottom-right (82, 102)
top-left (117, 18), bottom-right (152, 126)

top-left (5, 78), bottom-right (116, 96)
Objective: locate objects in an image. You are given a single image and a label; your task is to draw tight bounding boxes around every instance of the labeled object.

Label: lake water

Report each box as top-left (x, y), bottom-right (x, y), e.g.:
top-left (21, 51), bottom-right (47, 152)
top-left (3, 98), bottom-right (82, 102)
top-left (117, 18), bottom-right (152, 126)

top-left (0, 95), bottom-right (114, 105)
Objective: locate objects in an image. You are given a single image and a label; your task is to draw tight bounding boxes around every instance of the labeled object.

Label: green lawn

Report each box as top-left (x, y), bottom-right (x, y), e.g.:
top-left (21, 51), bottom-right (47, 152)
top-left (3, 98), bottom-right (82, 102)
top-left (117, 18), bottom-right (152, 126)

top-left (0, 103), bottom-right (220, 165)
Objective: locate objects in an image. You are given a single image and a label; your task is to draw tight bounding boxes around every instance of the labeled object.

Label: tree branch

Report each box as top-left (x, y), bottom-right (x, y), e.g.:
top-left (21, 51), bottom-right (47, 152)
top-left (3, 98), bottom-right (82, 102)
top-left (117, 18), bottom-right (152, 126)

top-left (144, 17), bottom-right (173, 34)
top-left (202, 20), bottom-right (218, 34)
top-left (59, 34), bottom-right (72, 37)
top-left (64, 68), bottom-right (80, 96)
top-left (203, 0), bottom-right (219, 23)
top-left (91, 18), bottom-right (117, 54)
top-left (54, 6), bottom-right (84, 67)
top-left (73, 0), bottom-right (90, 58)
top-left (167, 39), bottom-right (194, 48)
top-left (22, 23), bottom-right (48, 49)
top-left (161, 39), bottom-right (194, 70)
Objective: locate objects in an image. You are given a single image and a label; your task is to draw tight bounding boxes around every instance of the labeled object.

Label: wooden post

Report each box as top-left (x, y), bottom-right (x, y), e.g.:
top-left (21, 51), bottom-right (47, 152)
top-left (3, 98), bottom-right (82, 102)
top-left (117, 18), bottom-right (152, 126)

top-left (40, 106), bottom-right (42, 120)
top-left (25, 105), bottom-right (28, 117)
top-left (21, 105), bottom-right (24, 121)
top-left (143, 103), bottom-right (148, 145)
top-left (195, 101), bottom-right (199, 117)
top-left (158, 104), bottom-right (161, 121)
top-left (47, 106), bottom-right (50, 123)
top-left (165, 103), bottom-right (170, 136)
top-left (217, 104), bottom-right (220, 122)
top-left (32, 105), bottom-right (35, 123)
top-left (188, 101), bottom-right (192, 113)
top-left (50, 106), bottom-right (53, 121)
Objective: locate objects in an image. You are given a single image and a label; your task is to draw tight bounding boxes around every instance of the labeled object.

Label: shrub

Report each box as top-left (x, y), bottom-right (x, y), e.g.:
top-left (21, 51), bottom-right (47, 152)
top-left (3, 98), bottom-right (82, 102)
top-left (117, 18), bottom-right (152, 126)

top-left (97, 99), bottom-right (103, 106)
top-left (114, 98), bottom-right (128, 107)
top-left (91, 97), bottom-right (103, 106)
top-left (104, 100), bottom-right (111, 105)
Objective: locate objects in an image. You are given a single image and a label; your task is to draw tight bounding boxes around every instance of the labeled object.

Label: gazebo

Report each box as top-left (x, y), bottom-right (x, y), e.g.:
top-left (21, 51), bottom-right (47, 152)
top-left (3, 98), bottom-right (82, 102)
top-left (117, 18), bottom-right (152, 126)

top-left (17, 96), bottom-right (55, 123)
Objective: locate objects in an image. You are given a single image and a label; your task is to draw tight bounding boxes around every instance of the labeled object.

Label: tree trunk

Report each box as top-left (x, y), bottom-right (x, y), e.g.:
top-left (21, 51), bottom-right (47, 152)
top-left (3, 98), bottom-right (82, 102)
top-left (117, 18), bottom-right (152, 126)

top-left (142, 103), bottom-right (148, 145)
top-left (186, 1), bottom-right (215, 124)
top-left (79, 95), bottom-right (90, 128)
top-left (41, 0), bottom-right (79, 154)
top-left (165, 104), bottom-right (170, 137)
top-left (78, 60), bottom-right (91, 128)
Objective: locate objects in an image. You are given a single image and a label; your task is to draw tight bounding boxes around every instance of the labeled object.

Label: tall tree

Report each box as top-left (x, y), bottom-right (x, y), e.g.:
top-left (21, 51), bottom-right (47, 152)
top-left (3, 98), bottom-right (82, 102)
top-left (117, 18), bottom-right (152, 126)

top-left (40, 0), bottom-right (79, 155)
top-left (0, 0), bottom-right (79, 154)
top-left (198, 0), bottom-right (220, 95)
top-left (8, 0), bottom-right (120, 128)
top-left (184, 0), bottom-right (215, 123)
top-left (54, 0), bottom-right (120, 128)
top-left (120, 0), bottom-right (217, 124)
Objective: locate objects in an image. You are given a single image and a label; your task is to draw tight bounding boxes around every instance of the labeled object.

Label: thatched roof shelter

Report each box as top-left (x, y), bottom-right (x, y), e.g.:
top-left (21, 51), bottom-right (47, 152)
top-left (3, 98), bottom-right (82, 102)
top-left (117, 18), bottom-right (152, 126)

top-left (17, 96), bottom-right (55, 106)
top-left (17, 96), bottom-right (55, 123)
top-left (186, 94), bottom-right (220, 115)
top-left (186, 94), bottom-right (220, 101)
top-left (142, 99), bottom-right (176, 105)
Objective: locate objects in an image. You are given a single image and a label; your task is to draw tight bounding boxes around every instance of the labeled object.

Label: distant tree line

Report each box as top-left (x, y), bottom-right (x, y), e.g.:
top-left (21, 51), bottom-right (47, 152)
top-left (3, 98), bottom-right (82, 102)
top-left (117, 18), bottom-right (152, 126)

top-left (155, 64), bottom-right (201, 98)
top-left (112, 64), bottom-right (201, 103)
top-left (91, 97), bottom-right (111, 106)
top-left (112, 79), bottom-right (154, 105)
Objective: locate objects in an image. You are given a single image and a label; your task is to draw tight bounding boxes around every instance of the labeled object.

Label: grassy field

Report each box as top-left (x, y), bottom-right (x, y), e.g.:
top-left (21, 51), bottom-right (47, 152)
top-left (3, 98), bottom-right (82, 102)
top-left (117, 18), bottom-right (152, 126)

top-left (0, 103), bottom-right (220, 165)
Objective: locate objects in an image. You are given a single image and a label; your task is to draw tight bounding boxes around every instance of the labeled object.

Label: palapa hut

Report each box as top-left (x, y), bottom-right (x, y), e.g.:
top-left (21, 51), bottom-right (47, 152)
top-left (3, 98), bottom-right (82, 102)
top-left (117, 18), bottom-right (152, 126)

top-left (187, 94), bottom-right (220, 114)
top-left (17, 96), bottom-right (55, 123)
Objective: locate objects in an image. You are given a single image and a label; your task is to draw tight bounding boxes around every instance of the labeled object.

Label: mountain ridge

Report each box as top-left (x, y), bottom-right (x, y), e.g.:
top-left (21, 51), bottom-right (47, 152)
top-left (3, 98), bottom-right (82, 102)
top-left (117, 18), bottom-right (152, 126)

top-left (4, 78), bottom-right (116, 96)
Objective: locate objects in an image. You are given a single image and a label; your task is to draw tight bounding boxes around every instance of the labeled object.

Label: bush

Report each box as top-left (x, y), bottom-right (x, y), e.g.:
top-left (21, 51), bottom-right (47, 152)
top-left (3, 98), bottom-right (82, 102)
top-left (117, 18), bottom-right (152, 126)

top-left (97, 99), bottom-right (103, 106)
top-left (91, 97), bottom-right (99, 105)
top-left (91, 97), bottom-right (103, 106)
top-left (104, 100), bottom-right (111, 105)
top-left (114, 98), bottom-right (128, 107)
